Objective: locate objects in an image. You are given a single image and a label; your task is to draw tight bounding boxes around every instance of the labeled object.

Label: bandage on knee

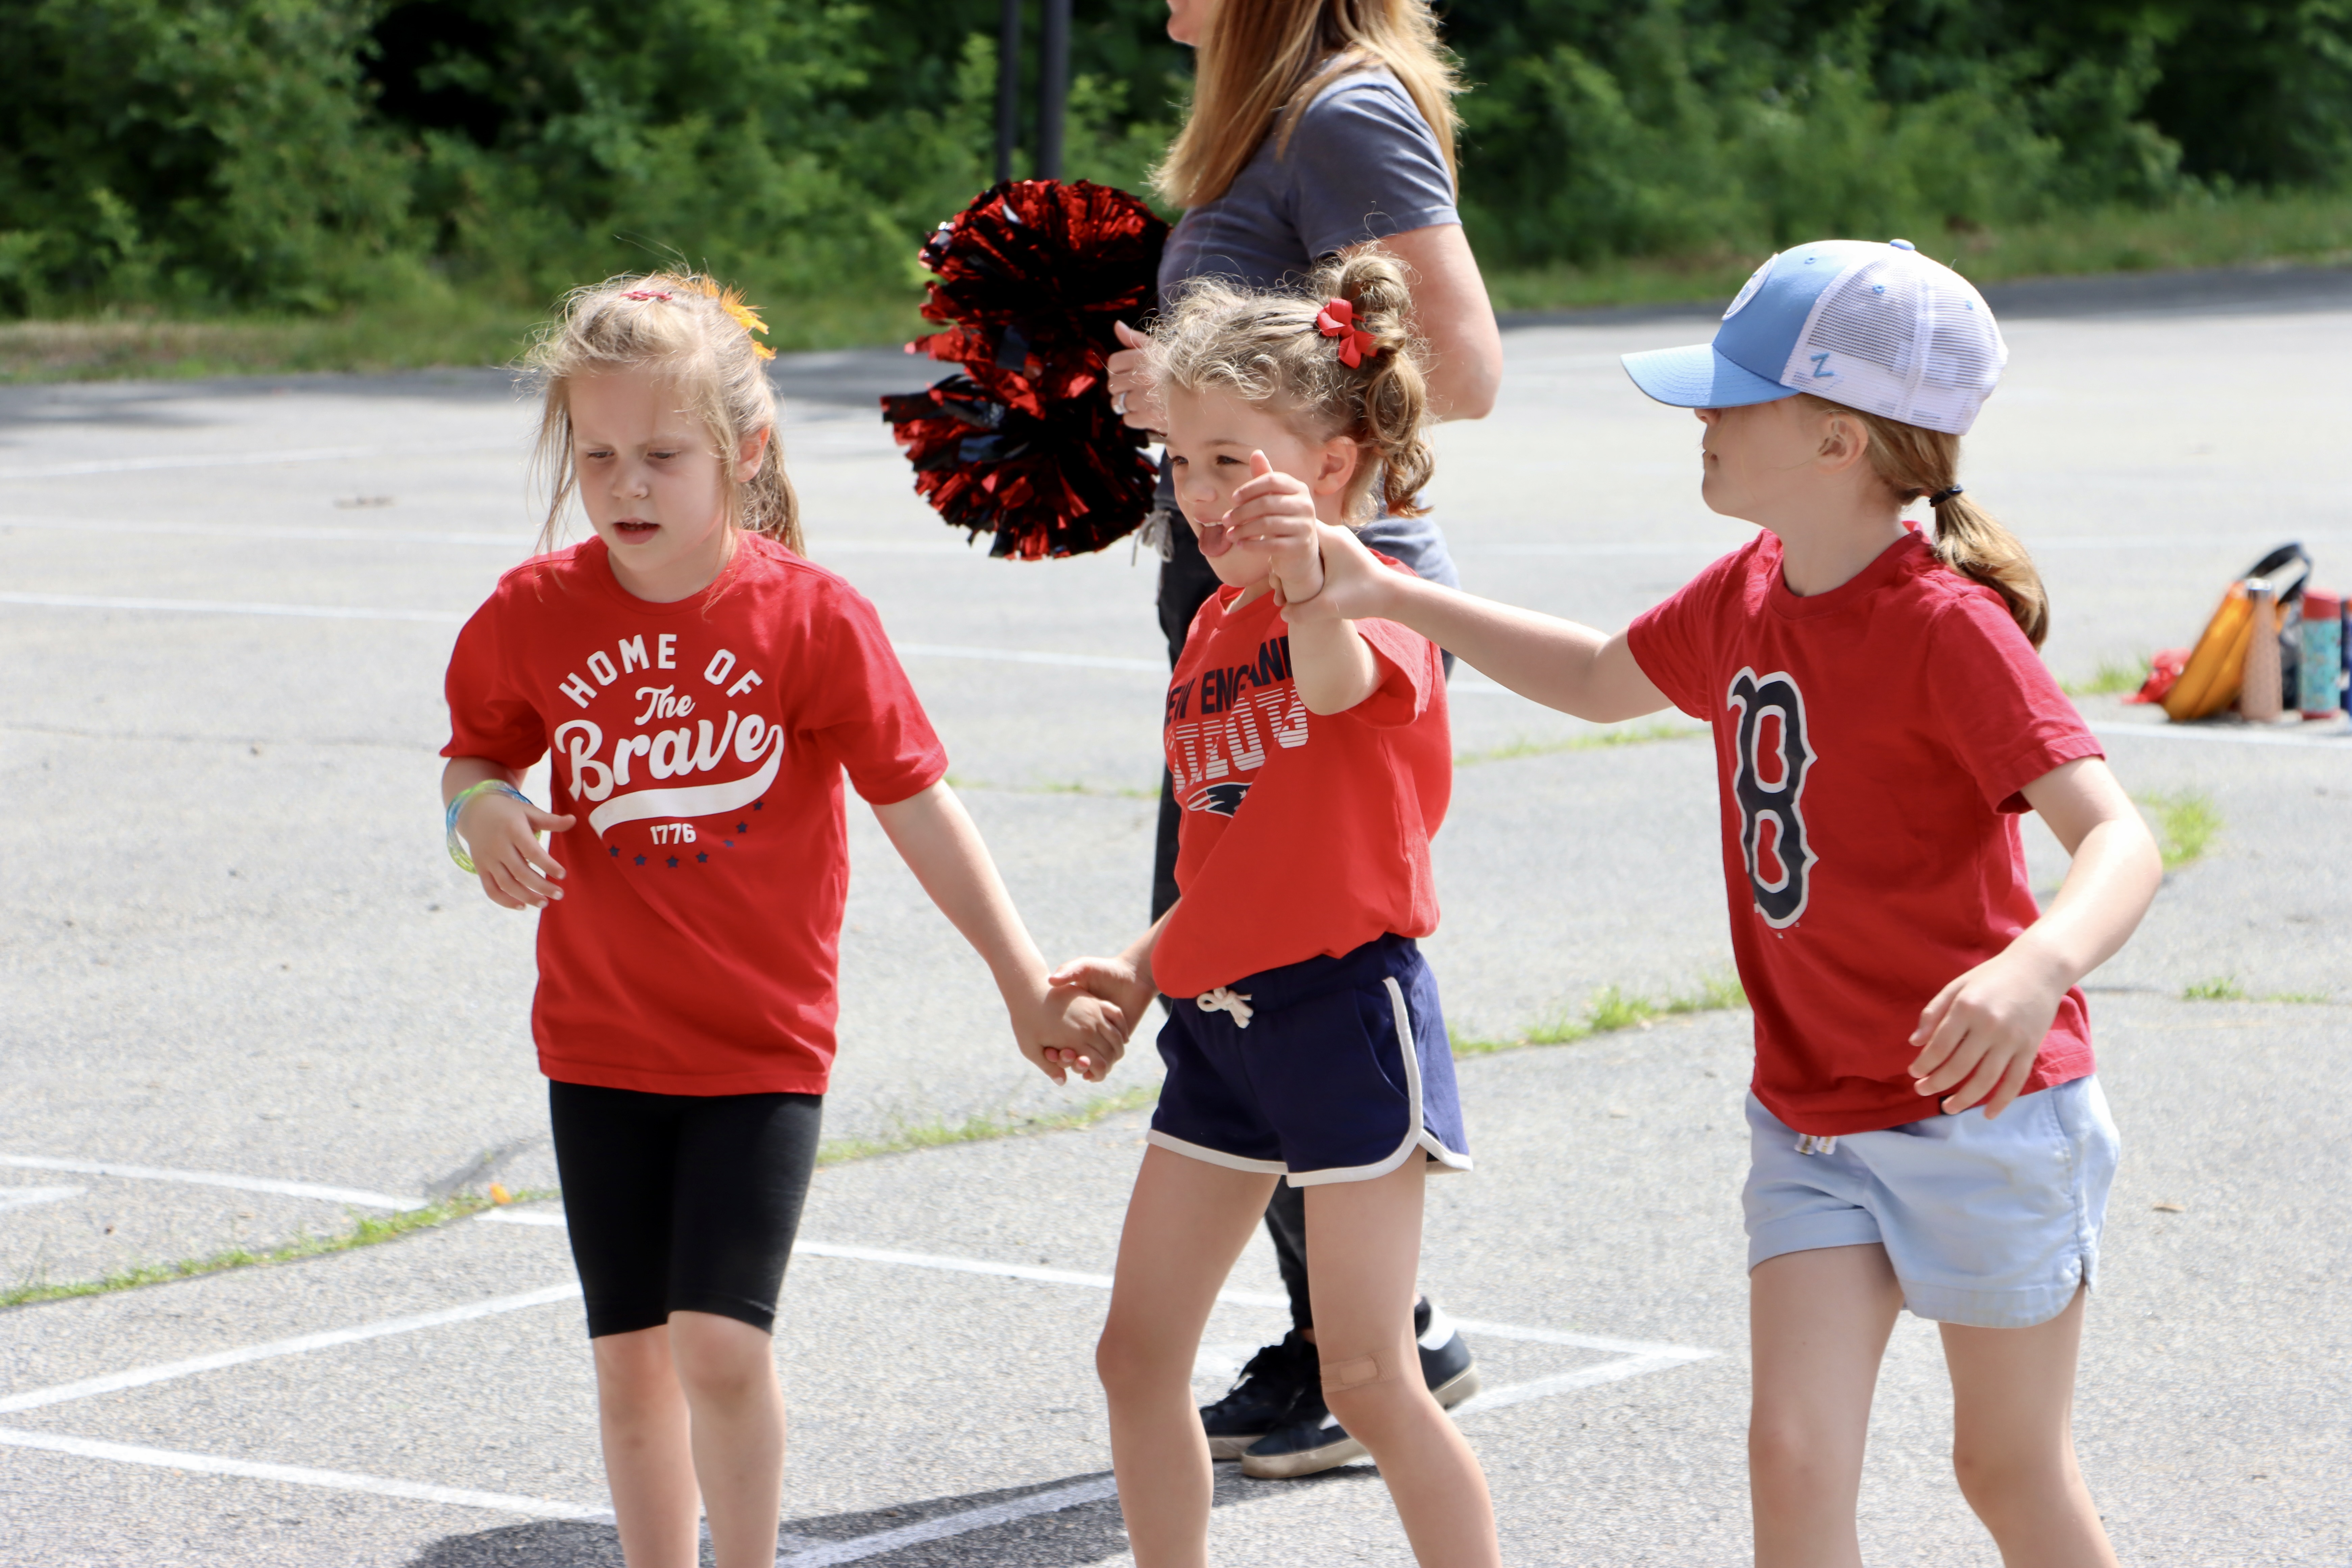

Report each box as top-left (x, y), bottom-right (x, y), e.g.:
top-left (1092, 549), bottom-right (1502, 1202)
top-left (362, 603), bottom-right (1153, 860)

top-left (1322, 1352), bottom-right (1393, 1394)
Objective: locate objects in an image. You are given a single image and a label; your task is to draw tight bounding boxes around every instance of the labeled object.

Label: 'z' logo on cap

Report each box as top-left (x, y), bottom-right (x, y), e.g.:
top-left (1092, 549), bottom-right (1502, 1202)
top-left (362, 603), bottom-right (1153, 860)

top-left (1809, 352), bottom-right (1833, 378)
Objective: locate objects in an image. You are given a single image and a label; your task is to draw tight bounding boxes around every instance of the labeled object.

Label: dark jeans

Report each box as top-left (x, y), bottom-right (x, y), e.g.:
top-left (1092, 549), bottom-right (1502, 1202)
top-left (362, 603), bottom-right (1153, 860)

top-left (1152, 514), bottom-right (1458, 1332)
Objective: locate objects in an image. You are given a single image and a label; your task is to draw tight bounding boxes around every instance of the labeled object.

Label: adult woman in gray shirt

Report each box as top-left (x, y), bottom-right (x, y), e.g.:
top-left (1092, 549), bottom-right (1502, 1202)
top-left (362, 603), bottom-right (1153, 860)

top-left (1101, 0), bottom-right (1504, 1485)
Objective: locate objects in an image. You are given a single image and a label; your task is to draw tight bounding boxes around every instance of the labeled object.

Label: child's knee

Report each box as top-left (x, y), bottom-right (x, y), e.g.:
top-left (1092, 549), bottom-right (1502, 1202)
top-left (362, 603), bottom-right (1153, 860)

top-left (1319, 1346), bottom-right (1413, 1431)
top-left (1095, 1319), bottom-right (1184, 1399)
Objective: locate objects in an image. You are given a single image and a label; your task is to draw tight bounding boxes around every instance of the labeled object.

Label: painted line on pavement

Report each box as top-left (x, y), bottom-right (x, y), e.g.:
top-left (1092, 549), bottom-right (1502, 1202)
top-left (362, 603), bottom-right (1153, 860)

top-left (779, 1477), bottom-right (1121, 1566)
top-left (2091, 720), bottom-right (2348, 749)
top-left (0, 1426), bottom-right (610, 1520)
top-left (0, 1155), bottom-right (425, 1212)
top-left (0, 1185), bottom-right (86, 1214)
top-left (0, 591), bottom-right (466, 623)
top-left (0, 442), bottom-right (518, 480)
top-left (0, 1283), bottom-right (581, 1415)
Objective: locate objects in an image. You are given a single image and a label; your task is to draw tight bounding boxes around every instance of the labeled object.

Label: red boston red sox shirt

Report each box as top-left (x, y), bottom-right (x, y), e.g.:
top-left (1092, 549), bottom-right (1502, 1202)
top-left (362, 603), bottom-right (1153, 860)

top-left (1152, 560), bottom-right (1451, 999)
top-left (1628, 529), bottom-right (2104, 1136)
top-left (443, 534), bottom-right (947, 1096)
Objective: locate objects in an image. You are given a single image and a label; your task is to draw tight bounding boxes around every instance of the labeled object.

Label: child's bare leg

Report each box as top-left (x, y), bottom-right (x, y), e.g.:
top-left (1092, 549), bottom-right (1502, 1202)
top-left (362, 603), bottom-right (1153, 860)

top-left (593, 1325), bottom-right (701, 1568)
top-left (668, 1310), bottom-right (788, 1568)
top-left (1941, 1289), bottom-right (2118, 1568)
top-left (1304, 1159), bottom-right (1498, 1568)
top-left (1097, 1147), bottom-right (1278, 1568)
top-left (1749, 1244), bottom-right (1905, 1568)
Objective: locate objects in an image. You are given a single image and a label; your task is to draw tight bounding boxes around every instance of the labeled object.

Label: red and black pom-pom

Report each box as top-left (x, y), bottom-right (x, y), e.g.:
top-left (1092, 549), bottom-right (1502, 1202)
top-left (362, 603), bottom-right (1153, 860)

top-left (881, 179), bottom-right (1168, 558)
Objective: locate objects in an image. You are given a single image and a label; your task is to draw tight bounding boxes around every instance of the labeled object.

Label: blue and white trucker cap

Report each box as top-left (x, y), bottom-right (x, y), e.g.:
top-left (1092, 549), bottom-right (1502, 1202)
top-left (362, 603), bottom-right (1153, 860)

top-left (1621, 239), bottom-right (2007, 435)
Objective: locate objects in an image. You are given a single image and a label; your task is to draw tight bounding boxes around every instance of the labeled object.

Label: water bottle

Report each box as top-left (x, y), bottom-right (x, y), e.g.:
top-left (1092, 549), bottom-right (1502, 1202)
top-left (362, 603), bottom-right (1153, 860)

top-left (2302, 588), bottom-right (2343, 718)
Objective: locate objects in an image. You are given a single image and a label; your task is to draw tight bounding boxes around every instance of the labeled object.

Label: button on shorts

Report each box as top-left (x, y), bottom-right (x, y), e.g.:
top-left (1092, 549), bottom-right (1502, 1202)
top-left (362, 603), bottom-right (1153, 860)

top-left (1743, 1076), bottom-right (2120, 1329)
top-left (1149, 934), bottom-right (1471, 1186)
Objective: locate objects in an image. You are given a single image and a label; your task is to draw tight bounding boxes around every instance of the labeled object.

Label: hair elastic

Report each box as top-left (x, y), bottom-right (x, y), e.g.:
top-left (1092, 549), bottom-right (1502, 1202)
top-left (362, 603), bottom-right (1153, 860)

top-left (1926, 485), bottom-right (1964, 507)
top-left (446, 781), bottom-right (535, 875)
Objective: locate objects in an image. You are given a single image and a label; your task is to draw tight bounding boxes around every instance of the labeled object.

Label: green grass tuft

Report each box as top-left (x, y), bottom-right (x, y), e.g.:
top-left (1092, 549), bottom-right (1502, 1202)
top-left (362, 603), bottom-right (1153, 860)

top-left (1451, 973), bottom-right (1746, 1057)
top-left (945, 774), bottom-right (1158, 801)
top-left (0, 1190), bottom-right (553, 1310)
top-left (2064, 656), bottom-right (2153, 697)
top-left (2183, 976), bottom-right (2249, 1001)
top-left (1454, 722), bottom-right (1707, 768)
top-left (2140, 790), bottom-right (2223, 870)
top-left (814, 1084), bottom-right (1158, 1166)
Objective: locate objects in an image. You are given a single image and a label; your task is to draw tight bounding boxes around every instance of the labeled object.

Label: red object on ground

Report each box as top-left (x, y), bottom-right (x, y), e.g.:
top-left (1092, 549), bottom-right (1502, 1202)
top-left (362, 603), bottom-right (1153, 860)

top-left (2126, 648), bottom-right (2190, 704)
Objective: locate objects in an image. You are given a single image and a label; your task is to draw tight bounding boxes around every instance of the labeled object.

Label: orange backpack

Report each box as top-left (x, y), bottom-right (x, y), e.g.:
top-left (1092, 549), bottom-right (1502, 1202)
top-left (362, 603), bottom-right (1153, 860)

top-left (2161, 544), bottom-right (2310, 721)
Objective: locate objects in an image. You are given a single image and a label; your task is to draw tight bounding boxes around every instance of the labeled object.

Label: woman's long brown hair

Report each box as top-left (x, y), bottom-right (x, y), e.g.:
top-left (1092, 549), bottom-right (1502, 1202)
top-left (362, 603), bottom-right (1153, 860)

top-left (1154, 0), bottom-right (1461, 211)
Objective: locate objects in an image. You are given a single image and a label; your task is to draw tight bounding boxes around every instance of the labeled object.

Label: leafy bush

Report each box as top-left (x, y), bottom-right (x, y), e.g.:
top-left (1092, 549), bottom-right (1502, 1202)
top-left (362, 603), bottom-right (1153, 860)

top-left (0, 0), bottom-right (2344, 319)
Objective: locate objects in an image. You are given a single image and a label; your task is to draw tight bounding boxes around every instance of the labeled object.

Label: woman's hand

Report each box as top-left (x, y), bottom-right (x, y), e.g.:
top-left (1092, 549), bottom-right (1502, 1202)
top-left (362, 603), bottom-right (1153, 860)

top-left (458, 789), bottom-right (576, 910)
top-left (1223, 450), bottom-right (1323, 606)
top-left (1107, 321), bottom-right (1166, 436)
top-left (1907, 944), bottom-right (2071, 1118)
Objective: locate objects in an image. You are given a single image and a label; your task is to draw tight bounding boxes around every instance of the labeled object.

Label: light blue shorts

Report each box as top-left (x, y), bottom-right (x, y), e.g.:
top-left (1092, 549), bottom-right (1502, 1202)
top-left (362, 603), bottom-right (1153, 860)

top-left (1743, 1077), bottom-right (2120, 1329)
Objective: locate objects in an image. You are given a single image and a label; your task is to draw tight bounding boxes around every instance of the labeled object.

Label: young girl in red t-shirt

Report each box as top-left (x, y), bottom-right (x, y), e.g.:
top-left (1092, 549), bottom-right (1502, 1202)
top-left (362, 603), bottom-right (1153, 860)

top-left (1051, 254), bottom-right (1498, 1568)
top-left (440, 272), bottom-right (1124, 1568)
top-left (1292, 240), bottom-right (2162, 1565)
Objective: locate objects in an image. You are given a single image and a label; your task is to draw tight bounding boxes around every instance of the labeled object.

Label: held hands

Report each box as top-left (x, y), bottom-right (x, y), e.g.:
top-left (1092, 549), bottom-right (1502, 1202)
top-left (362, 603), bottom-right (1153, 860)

top-left (1277, 518), bottom-right (1402, 627)
top-left (1008, 979), bottom-right (1130, 1087)
top-left (1107, 322), bottom-right (1166, 436)
top-left (1908, 941), bottom-right (2071, 1118)
top-left (1045, 950), bottom-right (1157, 1081)
top-left (1222, 451), bottom-right (1324, 607)
top-left (459, 790), bottom-right (577, 910)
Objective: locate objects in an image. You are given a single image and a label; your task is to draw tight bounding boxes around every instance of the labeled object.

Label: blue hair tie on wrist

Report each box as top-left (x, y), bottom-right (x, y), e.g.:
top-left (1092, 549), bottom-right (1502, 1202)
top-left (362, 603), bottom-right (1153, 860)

top-left (446, 781), bottom-right (534, 874)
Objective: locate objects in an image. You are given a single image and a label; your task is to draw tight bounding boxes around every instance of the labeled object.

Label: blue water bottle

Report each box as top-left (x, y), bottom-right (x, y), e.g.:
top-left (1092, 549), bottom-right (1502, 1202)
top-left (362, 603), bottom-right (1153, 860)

top-left (2302, 587), bottom-right (2343, 718)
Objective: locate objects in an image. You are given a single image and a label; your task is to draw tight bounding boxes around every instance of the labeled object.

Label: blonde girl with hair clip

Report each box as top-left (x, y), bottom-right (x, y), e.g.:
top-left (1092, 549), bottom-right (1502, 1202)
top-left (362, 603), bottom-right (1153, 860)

top-left (1101, 0), bottom-right (1502, 1478)
top-left (1291, 239), bottom-right (2163, 1565)
top-left (1050, 251), bottom-right (1497, 1568)
top-left (440, 271), bottom-right (1127, 1568)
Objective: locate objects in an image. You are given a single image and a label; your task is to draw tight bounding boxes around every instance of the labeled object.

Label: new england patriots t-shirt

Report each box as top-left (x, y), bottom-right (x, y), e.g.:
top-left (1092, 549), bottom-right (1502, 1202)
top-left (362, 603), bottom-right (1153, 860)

top-left (443, 534), bottom-right (947, 1097)
top-left (1627, 529), bottom-right (2104, 1136)
top-left (1153, 560), bottom-right (1450, 999)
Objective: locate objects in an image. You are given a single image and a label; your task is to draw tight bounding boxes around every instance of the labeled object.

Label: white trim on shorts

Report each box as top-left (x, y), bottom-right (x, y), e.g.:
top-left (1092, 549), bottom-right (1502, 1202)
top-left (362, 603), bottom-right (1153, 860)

top-left (1143, 1131), bottom-right (1288, 1175)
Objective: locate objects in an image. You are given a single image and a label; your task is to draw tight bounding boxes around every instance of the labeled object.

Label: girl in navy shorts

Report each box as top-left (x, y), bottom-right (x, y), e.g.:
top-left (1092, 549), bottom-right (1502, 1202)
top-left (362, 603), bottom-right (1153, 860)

top-left (441, 272), bottom-right (1123, 1568)
top-left (1293, 240), bottom-right (2163, 1565)
top-left (1052, 253), bottom-right (1498, 1568)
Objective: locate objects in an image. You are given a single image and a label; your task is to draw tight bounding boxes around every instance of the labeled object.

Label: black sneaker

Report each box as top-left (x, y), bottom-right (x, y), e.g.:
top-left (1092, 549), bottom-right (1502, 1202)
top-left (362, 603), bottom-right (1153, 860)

top-left (1199, 1329), bottom-right (1318, 1459)
top-left (1239, 1300), bottom-right (1480, 1480)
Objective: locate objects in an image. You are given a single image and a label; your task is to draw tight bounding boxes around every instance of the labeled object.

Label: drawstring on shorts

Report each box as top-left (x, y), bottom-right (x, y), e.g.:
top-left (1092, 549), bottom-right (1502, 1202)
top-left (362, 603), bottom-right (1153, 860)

top-left (1794, 1133), bottom-right (1838, 1156)
top-left (1196, 987), bottom-right (1255, 1028)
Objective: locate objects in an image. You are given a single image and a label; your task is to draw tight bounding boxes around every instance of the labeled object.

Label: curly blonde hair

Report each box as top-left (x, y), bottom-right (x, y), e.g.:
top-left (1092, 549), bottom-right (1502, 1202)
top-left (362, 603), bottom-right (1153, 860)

top-left (523, 271), bottom-right (800, 557)
top-left (1150, 250), bottom-right (1433, 521)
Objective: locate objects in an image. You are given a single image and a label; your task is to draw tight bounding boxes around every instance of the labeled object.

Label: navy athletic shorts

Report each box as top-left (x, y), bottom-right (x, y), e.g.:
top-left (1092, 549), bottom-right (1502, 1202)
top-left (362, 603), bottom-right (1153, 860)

top-left (1149, 934), bottom-right (1471, 1185)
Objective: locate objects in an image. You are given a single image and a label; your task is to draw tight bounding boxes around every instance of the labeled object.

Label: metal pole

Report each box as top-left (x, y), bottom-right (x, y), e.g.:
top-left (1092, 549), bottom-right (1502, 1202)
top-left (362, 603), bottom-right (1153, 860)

top-left (1037, 0), bottom-right (1070, 180)
top-left (995, 0), bottom-right (1022, 183)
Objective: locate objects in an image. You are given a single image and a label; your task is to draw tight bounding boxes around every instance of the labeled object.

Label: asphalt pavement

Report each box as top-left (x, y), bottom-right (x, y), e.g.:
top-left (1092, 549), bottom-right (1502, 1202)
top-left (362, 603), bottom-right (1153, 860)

top-left (2, 264), bottom-right (2349, 1564)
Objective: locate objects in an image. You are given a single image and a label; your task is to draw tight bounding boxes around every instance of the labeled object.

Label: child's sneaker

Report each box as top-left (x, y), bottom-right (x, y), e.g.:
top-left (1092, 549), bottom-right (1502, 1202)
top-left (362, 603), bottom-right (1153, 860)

top-left (1199, 1329), bottom-right (1318, 1459)
top-left (1239, 1301), bottom-right (1480, 1479)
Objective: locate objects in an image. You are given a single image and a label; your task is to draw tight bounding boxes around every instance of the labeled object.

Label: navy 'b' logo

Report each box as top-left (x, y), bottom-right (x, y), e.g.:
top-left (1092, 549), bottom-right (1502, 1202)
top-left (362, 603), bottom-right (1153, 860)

top-left (1724, 667), bottom-right (1816, 928)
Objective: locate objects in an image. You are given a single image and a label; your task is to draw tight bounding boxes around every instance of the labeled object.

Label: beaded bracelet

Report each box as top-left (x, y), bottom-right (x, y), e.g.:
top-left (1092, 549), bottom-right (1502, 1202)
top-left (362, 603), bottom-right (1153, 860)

top-left (445, 781), bottom-right (534, 875)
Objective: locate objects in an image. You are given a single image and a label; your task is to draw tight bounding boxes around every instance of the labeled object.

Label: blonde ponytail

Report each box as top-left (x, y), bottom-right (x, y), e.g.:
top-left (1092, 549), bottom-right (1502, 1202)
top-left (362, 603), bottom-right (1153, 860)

top-left (1798, 394), bottom-right (2048, 648)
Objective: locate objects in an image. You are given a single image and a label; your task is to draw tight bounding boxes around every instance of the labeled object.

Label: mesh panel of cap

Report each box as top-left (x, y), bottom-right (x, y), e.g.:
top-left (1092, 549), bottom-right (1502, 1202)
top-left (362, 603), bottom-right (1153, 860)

top-left (1778, 252), bottom-right (2006, 434)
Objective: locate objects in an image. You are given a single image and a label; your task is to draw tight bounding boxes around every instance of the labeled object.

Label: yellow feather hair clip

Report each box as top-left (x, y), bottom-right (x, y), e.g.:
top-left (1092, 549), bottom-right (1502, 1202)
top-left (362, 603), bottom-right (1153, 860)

top-left (689, 277), bottom-right (777, 361)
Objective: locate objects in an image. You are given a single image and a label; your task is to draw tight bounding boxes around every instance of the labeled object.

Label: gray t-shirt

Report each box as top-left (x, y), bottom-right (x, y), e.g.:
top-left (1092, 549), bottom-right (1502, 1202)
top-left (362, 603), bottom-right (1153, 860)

top-left (1150, 67), bottom-right (1461, 592)
top-left (1156, 68), bottom-right (1460, 310)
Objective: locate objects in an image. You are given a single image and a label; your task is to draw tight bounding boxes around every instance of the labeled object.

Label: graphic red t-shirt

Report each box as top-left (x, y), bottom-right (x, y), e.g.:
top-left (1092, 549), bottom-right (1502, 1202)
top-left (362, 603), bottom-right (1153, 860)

top-left (1153, 563), bottom-right (1450, 999)
top-left (442, 535), bottom-right (947, 1096)
top-left (1627, 530), bottom-right (2104, 1135)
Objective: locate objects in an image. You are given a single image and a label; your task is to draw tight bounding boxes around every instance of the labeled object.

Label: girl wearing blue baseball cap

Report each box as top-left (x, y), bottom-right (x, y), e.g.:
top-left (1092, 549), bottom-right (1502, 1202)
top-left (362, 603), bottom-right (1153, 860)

top-left (1279, 239), bottom-right (2161, 1564)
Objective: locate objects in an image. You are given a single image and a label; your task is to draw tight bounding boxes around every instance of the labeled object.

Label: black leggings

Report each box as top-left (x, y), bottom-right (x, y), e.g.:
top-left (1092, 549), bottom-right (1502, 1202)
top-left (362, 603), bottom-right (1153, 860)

top-left (549, 1080), bottom-right (823, 1338)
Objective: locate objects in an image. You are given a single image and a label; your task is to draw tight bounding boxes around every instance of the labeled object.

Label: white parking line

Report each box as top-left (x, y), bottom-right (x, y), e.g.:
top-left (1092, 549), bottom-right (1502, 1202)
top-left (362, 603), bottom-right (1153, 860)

top-left (0, 591), bottom-right (465, 624)
top-left (779, 1477), bottom-right (1120, 1566)
top-left (0, 1186), bottom-right (85, 1214)
top-left (0, 1283), bottom-right (581, 1415)
top-left (0, 1426), bottom-right (611, 1520)
top-left (0, 1155), bottom-right (426, 1212)
top-left (0, 441), bottom-right (518, 481)
top-left (2091, 720), bottom-right (2348, 748)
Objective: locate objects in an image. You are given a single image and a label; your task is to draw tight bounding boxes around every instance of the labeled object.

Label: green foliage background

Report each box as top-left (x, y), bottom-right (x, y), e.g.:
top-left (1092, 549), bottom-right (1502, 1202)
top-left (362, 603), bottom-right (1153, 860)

top-left (1, 0), bottom-right (2346, 323)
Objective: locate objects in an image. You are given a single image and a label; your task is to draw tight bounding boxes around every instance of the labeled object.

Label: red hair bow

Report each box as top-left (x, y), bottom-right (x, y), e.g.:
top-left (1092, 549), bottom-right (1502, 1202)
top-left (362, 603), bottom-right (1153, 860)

top-left (1315, 298), bottom-right (1379, 368)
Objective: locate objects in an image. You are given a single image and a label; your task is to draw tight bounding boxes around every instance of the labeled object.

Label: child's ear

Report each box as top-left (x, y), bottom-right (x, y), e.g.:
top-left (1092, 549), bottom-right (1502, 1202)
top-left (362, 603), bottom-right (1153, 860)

top-left (1310, 434), bottom-right (1361, 497)
top-left (1816, 414), bottom-right (1868, 474)
top-left (734, 425), bottom-right (772, 483)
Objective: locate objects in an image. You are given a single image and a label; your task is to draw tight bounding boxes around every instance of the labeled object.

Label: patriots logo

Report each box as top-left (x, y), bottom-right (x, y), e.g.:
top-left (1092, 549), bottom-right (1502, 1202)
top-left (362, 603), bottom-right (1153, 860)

top-left (1187, 781), bottom-right (1252, 817)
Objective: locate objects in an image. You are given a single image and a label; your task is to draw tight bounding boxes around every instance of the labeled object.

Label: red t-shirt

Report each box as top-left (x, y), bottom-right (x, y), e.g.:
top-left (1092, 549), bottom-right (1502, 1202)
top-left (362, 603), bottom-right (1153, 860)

top-left (1627, 530), bottom-right (2104, 1135)
top-left (1152, 564), bottom-right (1450, 999)
top-left (442, 535), bottom-right (947, 1096)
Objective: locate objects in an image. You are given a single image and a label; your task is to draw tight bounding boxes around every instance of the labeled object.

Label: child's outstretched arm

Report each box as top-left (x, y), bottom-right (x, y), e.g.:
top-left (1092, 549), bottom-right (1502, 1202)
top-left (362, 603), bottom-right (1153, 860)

top-left (1285, 522), bottom-right (1672, 723)
top-left (1910, 757), bottom-right (2162, 1118)
top-left (443, 757), bottom-right (577, 910)
top-left (872, 780), bottom-right (1131, 1086)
